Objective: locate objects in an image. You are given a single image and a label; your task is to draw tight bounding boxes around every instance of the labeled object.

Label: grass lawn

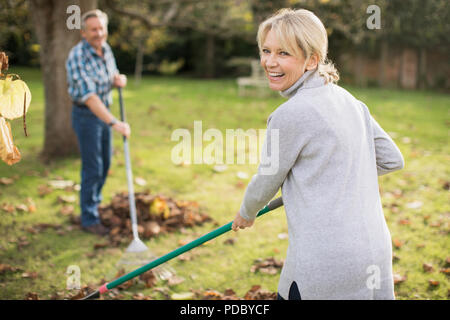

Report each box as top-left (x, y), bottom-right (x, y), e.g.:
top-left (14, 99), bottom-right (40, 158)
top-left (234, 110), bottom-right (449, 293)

top-left (0, 67), bottom-right (449, 300)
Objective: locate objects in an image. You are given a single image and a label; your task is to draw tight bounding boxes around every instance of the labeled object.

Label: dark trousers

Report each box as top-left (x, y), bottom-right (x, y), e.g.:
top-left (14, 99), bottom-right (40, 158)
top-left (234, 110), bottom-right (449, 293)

top-left (277, 281), bottom-right (302, 300)
top-left (72, 105), bottom-right (112, 227)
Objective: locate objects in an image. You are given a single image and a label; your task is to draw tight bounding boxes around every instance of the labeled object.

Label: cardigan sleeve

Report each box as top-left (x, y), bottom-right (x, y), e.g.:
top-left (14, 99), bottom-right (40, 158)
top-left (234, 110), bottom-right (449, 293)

top-left (370, 115), bottom-right (405, 176)
top-left (239, 103), bottom-right (314, 220)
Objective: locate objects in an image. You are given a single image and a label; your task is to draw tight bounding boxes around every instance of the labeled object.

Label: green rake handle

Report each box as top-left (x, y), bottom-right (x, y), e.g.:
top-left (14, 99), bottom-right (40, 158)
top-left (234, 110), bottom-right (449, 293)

top-left (82, 197), bottom-right (283, 300)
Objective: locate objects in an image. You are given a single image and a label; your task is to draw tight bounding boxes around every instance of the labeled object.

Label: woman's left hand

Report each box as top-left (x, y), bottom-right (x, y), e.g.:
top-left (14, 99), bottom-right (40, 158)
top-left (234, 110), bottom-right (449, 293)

top-left (231, 212), bottom-right (254, 232)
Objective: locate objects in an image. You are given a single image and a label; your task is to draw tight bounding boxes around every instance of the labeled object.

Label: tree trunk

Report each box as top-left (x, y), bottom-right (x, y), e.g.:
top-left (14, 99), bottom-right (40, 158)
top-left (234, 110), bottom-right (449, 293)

top-left (378, 40), bottom-right (388, 87)
top-left (29, 0), bottom-right (97, 162)
top-left (204, 33), bottom-right (215, 78)
top-left (134, 36), bottom-right (145, 85)
top-left (417, 47), bottom-right (427, 89)
top-left (354, 51), bottom-right (366, 87)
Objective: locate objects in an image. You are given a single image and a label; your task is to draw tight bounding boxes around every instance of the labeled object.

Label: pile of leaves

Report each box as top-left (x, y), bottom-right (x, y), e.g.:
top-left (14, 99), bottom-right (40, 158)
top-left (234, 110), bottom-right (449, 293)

top-left (95, 191), bottom-right (213, 246)
top-left (198, 286), bottom-right (277, 300)
top-left (250, 257), bottom-right (284, 275)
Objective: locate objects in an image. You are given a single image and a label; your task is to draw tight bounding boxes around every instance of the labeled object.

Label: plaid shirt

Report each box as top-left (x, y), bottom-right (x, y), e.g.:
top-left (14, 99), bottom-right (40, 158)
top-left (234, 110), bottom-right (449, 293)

top-left (66, 39), bottom-right (118, 107)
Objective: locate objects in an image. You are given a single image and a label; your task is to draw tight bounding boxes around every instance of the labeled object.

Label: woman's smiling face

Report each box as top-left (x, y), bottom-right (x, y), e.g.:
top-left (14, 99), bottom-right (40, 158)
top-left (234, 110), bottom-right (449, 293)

top-left (260, 29), bottom-right (307, 92)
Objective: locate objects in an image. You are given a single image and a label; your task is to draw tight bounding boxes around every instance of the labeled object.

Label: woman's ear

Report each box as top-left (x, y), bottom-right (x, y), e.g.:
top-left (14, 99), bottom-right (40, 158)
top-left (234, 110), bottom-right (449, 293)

top-left (305, 53), bottom-right (319, 71)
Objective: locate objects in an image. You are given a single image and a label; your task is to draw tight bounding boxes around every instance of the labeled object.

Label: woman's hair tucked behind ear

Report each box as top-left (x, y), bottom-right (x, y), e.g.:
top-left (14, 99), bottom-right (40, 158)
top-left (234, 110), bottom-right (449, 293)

top-left (257, 8), bottom-right (339, 84)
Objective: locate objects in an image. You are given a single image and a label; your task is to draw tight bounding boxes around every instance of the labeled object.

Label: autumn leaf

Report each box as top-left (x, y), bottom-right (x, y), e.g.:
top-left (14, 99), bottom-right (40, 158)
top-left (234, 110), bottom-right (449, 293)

top-left (428, 280), bottom-right (440, 287)
top-left (393, 239), bottom-right (404, 249)
top-left (439, 268), bottom-right (450, 275)
top-left (393, 273), bottom-right (406, 285)
top-left (0, 177), bottom-right (14, 185)
top-left (171, 292), bottom-right (194, 300)
top-left (60, 205), bottom-right (74, 216)
top-left (423, 263), bottom-right (434, 273)
top-left (21, 271), bottom-right (38, 279)
top-left (134, 177), bottom-right (147, 186)
top-left (57, 195), bottom-right (76, 204)
top-left (37, 184), bottom-right (53, 197)
top-left (398, 219), bottom-right (411, 226)
top-left (0, 263), bottom-right (22, 274)
top-left (24, 292), bottom-right (39, 300)
top-left (0, 117), bottom-right (21, 165)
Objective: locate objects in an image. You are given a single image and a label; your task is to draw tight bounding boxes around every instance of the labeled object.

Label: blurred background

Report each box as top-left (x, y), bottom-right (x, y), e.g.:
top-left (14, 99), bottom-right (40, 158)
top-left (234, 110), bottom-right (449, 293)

top-left (2, 0), bottom-right (449, 87)
top-left (0, 0), bottom-right (449, 300)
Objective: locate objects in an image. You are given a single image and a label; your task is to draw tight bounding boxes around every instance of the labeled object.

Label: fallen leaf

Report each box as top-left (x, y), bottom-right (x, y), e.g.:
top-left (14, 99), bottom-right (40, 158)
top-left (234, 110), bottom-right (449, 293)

top-left (223, 238), bottom-right (236, 245)
top-left (21, 271), bottom-right (38, 279)
top-left (48, 180), bottom-right (74, 189)
top-left (167, 275), bottom-right (185, 286)
top-left (0, 264), bottom-right (21, 274)
top-left (134, 177), bottom-right (147, 186)
top-left (26, 198), bottom-right (36, 212)
top-left (15, 203), bottom-right (29, 212)
top-left (236, 171), bottom-right (249, 179)
top-left (398, 219), bottom-right (411, 226)
top-left (38, 184), bottom-right (53, 197)
top-left (58, 195), bottom-right (76, 204)
top-left (406, 201), bottom-right (423, 209)
top-left (0, 177), bottom-right (14, 185)
top-left (93, 243), bottom-right (109, 250)
top-left (428, 280), bottom-right (440, 287)
top-left (60, 205), bottom-right (74, 216)
top-left (277, 233), bottom-right (288, 240)
top-left (423, 263), bottom-right (434, 273)
top-left (171, 292), bottom-right (194, 300)
top-left (24, 292), bottom-right (39, 300)
top-left (250, 257), bottom-right (283, 275)
top-left (1, 203), bottom-right (15, 213)
top-left (132, 293), bottom-right (152, 300)
top-left (235, 181), bottom-right (245, 189)
top-left (139, 270), bottom-right (158, 288)
top-left (244, 285), bottom-right (277, 300)
top-left (203, 290), bottom-right (223, 300)
top-left (393, 239), bottom-right (404, 249)
top-left (439, 268), bottom-right (450, 275)
top-left (212, 165), bottom-right (227, 173)
top-left (393, 273), bottom-right (406, 285)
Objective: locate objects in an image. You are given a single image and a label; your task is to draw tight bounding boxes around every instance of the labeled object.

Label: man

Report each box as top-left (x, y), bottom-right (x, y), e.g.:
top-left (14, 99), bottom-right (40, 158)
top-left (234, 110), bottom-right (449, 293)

top-left (66, 9), bottom-right (130, 236)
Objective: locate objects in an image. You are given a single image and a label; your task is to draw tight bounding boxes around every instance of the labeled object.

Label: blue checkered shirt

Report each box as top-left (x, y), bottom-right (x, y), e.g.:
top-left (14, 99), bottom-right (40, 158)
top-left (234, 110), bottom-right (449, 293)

top-left (66, 39), bottom-right (118, 108)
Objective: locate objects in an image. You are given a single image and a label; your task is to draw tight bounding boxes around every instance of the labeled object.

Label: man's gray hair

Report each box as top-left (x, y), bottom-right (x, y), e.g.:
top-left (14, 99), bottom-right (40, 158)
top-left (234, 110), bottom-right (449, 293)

top-left (81, 9), bottom-right (108, 30)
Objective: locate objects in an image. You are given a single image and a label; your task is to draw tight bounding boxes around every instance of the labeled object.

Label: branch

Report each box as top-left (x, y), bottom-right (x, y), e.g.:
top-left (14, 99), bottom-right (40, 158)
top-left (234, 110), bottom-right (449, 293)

top-left (104, 0), bottom-right (191, 29)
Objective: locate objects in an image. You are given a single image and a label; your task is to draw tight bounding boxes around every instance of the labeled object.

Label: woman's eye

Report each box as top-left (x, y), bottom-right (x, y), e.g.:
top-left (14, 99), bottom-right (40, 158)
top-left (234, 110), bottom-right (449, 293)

top-left (262, 49), bottom-right (270, 54)
top-left (279, 51), bottom-right (290, 56)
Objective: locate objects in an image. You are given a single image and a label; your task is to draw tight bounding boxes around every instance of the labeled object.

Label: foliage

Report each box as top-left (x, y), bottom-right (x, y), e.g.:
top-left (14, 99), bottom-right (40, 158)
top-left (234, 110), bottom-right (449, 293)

top-left (0, 68), bottom-right (449, 300)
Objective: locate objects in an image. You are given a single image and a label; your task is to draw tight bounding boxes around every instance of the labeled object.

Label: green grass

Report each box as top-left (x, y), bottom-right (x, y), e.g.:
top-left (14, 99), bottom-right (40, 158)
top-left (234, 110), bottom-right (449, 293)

top-left (0, 67), bottom-right (449, 300)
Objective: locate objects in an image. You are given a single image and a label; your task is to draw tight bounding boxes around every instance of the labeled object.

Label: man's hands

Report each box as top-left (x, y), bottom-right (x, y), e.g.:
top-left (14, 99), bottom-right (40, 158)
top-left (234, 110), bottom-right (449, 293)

top-left (112, 121), bottom-right (130, 139)
top-left (113, 74), bottom-right (127, 88)
top-left (231, 212), bottom-right (254, 232)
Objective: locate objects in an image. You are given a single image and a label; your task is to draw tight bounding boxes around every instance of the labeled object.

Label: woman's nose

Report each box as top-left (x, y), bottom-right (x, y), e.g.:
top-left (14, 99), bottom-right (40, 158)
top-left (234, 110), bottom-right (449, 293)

top-left (265, 54), bottom-right (278, 67)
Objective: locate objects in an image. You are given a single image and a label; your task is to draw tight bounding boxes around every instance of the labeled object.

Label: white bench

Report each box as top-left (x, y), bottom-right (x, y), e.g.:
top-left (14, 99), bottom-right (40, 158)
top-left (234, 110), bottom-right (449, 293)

top-left (237, 60), bottom-right (270, 97)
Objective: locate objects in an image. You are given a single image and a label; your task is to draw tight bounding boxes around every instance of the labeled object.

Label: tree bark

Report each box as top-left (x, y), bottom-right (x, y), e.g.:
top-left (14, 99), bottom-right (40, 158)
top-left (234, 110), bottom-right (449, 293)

top-left (29, 0), bottom-right (97, 162)
top-left (134, 35), bottom-right (145, 85)
top-left (204, 33), bottom-right (215, 78)
top-left (378, 40), bottom-right (388, 87)
top-left (417, 47), bottom-right (427, 89)
top-left (354, 51), bottom-right (366, 87)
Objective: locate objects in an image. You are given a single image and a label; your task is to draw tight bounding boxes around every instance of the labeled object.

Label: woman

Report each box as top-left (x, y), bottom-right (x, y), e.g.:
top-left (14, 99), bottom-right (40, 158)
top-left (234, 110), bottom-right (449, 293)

top-left (231, 8), bottom-right (404, 300)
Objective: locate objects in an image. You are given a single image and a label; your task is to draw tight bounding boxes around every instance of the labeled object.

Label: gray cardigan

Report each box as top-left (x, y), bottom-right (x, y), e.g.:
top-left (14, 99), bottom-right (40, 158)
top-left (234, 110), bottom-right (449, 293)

top-left (239, 69), bottom-right (404, 300)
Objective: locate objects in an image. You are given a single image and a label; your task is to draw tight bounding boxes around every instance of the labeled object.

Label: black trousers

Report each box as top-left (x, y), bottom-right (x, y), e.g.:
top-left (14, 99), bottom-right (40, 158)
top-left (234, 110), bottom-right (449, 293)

top-left (277, 281), bottom-right (302, 300)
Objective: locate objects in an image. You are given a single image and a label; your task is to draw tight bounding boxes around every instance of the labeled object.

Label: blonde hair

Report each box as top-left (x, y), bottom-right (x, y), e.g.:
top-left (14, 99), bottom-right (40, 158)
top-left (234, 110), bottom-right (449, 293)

top-left (257, 8), bottom-right (339, 84)
top-left (81, 9), bottom-right (108, 30)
